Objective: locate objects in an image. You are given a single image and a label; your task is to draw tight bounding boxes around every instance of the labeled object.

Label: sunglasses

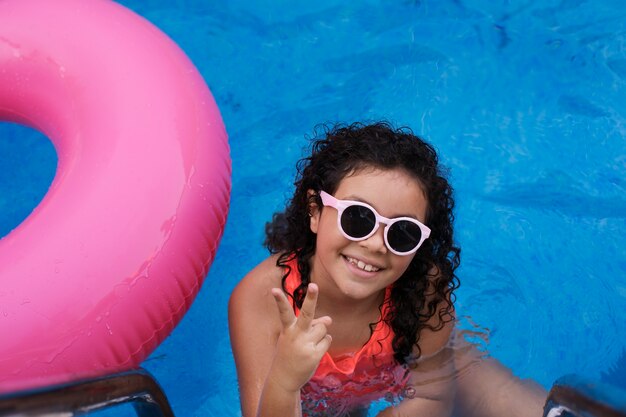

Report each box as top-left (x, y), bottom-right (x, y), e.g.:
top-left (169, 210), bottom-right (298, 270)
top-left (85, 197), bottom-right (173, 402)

top-left (319, 191), bottom-right (431, 256)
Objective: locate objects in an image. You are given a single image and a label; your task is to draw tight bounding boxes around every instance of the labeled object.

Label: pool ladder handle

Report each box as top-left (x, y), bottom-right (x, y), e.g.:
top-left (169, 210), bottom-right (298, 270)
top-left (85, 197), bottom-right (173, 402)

top-left (0, 368), bottom-right (175, 417)
top-left (543, 375), bottom-right (626, 417)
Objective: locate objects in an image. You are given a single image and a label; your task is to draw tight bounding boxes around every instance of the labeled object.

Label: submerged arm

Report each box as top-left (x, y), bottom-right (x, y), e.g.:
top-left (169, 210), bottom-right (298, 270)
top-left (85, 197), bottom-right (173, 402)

top-left (378, 320), bottom-right (457, 417)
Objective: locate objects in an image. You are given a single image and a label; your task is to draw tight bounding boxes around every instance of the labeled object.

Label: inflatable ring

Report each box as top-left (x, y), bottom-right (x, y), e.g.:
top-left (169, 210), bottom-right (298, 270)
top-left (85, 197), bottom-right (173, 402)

top-left (0, 0), bottom-right (230, 393)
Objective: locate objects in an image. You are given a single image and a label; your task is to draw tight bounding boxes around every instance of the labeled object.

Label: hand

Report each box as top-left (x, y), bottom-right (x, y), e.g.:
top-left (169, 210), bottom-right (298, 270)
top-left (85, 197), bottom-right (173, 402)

top-left (268, 283), bottom-right (332, 393)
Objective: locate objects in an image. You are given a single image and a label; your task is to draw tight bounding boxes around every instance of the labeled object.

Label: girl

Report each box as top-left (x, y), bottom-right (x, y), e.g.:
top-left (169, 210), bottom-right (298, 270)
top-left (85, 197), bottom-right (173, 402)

top-left (228, 122), bottom-right (545, 417)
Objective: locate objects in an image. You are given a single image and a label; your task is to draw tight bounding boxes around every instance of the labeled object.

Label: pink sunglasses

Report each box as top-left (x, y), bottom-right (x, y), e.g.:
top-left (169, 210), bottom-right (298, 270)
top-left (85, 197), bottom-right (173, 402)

top-left (320, 191), bottom-right (430, 256)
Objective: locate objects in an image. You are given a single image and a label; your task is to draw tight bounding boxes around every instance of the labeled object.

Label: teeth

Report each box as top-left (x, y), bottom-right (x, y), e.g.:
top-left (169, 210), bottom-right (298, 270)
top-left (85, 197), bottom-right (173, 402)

top-left (346, 256), bottom-right (380, 272)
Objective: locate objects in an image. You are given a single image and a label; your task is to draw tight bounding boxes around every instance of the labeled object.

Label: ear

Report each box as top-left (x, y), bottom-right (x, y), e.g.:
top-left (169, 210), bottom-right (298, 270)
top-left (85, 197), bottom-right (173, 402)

top-left (307, 189), bottom-right (321, 234)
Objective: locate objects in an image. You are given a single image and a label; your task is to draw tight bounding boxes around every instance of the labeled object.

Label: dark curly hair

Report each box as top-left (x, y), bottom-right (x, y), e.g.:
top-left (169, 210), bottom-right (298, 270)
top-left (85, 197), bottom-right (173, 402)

top-left (264, 121), bottom-right (460, 365)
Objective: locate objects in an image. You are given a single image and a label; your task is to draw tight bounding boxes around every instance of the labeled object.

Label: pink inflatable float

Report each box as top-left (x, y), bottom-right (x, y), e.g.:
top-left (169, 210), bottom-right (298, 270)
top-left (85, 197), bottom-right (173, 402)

top-left (0, 0), bottom-right (230, 393)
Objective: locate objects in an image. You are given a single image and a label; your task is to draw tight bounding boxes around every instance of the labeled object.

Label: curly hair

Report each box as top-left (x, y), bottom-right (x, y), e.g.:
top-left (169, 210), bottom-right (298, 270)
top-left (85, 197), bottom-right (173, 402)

top-left (264, 121), bottom-right (460, 365)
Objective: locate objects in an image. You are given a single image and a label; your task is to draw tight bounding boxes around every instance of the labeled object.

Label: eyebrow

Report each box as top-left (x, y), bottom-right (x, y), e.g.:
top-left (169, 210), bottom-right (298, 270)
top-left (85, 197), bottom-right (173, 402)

top-left (341, 194), bottom-right (420, 219)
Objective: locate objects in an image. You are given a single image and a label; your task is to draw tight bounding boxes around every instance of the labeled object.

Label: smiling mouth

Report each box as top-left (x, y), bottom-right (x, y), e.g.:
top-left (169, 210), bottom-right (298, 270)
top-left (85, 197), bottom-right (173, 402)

top-left (344, 255), bottom-right (381, 272)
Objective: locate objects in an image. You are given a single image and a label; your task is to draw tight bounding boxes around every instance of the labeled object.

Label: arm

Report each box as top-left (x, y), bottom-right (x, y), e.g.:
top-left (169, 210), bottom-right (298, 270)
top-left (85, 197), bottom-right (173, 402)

top-left (228, 257), bottom-right (331, 417)
top-left (229, 257), bottom-right (281, 417)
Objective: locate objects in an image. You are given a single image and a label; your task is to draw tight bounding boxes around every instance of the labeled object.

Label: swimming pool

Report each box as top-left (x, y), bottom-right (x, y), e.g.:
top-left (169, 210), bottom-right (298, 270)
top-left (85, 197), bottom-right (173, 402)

top-left (1, 0), bottom-right (624, 415)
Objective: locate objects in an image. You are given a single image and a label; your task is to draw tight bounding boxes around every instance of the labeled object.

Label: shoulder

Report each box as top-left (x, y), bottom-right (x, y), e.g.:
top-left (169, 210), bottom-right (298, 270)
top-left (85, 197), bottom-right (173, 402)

top-left (416, 316), bottom-right (454, 357)
top-left (231, 253), bottom-right (285, 293)
top-left (229, 254), bottom-right (285, 320)
top-left (228, 254), bottom-right (285, 369)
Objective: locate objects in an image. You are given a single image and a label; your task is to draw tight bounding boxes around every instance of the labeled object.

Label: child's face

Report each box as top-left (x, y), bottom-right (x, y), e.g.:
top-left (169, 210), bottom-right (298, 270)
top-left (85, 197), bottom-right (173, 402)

top-left (309, 167), bottom-right (428, 302)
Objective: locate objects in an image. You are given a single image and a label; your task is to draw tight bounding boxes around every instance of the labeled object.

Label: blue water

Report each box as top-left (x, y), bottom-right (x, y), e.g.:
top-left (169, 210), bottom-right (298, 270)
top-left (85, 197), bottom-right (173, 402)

top-left (1, 0), bottom-right (625, 415)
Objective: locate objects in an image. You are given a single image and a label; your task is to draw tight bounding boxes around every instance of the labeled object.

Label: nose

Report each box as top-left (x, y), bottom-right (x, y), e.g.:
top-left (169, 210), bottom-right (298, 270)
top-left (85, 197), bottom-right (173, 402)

top-left (358, 224), bottom-right (387, 254)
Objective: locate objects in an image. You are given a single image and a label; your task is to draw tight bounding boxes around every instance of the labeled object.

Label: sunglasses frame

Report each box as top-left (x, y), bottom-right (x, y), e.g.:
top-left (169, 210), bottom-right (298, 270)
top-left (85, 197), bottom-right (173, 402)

top-left (319, 191), bottom-right (431, 256)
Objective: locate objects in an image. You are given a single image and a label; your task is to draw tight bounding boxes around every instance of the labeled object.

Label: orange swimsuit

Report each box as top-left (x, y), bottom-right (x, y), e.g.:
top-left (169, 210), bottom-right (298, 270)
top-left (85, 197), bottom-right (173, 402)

top-left (284, 259), bottom-right (410, 416)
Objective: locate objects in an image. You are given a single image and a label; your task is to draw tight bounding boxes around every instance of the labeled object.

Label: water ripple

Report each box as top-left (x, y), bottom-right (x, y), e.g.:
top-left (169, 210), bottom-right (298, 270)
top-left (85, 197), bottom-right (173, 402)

top-left (558, 95), bottom-right (610, 118)
top-left (481, 175), bottom-right (626, 218)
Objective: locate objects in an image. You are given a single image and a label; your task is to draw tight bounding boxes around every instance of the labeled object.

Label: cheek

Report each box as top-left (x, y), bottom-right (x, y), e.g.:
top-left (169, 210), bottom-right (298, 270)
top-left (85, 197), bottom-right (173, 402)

top-left (392, 255), bottom-right (415, 276)
top-left (316, 214), bottom-right (346, 248)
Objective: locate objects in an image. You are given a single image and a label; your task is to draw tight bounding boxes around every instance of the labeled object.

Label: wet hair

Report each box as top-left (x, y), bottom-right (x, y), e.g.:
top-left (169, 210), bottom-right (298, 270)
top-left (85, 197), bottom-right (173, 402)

top-left (264, 121), bottom-right (460, 365)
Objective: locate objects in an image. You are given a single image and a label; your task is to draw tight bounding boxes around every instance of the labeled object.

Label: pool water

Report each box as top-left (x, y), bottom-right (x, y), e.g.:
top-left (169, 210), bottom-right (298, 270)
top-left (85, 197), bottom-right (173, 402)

top-left (1, 0), bottom-right (625, 416)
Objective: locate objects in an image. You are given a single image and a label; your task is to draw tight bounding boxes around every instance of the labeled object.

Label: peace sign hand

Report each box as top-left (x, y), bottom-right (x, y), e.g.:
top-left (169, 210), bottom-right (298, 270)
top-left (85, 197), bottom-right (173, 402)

top-left (268, 283), bottom-right (333, 393)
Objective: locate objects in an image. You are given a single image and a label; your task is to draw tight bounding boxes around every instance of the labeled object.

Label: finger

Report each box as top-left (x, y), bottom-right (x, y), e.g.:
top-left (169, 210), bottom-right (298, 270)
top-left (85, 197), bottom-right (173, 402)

top-left (271, 288), bottom-right (296, 328)
top-left (311, 315), bottom-right (332, 328)
top-left (297, 283), bottom-right (319, 330)
top-left (316, 334), bottom-right (333, 354)
top-left (309, 321), bottom-right (330, 343)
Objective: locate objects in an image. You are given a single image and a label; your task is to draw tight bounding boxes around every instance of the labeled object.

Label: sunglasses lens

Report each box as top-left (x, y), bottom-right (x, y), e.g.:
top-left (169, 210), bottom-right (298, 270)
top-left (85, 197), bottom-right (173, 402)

top-left (388, 221), bottom-right (422, 253)
top-left (341, 205), bottom-right (376, 238)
